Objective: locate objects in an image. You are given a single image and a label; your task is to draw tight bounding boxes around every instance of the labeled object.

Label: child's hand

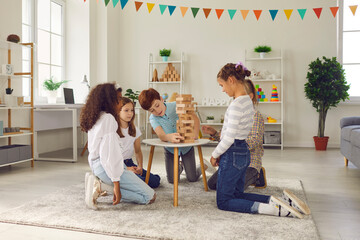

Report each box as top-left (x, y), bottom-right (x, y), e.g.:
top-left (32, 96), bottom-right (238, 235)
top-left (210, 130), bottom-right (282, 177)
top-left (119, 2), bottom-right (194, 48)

top-left (167, 133), bottom-right (184, 143)
top-left (113, 181), bottom-right (121, 205)
top-left (127, 166), bottom-right (137, 173)
top-left (135, 166), bottom-right (143, 175)
top-left (202, 126), bottom-right (217, 135)
top-left (210, 156), bottom-right (219, 167)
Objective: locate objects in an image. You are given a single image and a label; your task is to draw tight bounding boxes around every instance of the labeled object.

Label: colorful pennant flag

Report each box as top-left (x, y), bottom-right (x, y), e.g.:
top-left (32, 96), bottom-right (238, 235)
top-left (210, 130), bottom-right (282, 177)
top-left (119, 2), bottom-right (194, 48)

top-left (180, 7), bottom-right (188, 17)
top-left (284, 9), bottom-right (293, 20)
top-left (168, 6), bottom-right (176, 16)
top-left (191, 7), bottom-right (200, 18)
top-left (104, 0), bottom-right (110, 7)
top-left (228, 9), bottom-right (237, 20)
top-left (159, 5), bottom-right (167, 15)
top-left (269, 10), bottom-right (278, 21)
top-left (120, 0), bottom-right (128, 9)
top-left (134, 1), bottom-right (143, 12)
top-left (240, 10), bottom-right (249, 20)
top-left (216, 9), bottom-right (224, 19)
top-left (313, 8), bottom-right (322, 19)
top-left (330, 7), bottom-right (339, 18)
top-left (203, 8), bottom-right (211, 19)
top-left (113, 0), bottom-right (119, 8)
top-left (297, 9), bottom-right (307, 20)
top-left (147, 3), bottom-right (155, 13)
top-left (253, 10), bottom-right (262, 21)
top-left (349, 5), bottom-right (358, 16)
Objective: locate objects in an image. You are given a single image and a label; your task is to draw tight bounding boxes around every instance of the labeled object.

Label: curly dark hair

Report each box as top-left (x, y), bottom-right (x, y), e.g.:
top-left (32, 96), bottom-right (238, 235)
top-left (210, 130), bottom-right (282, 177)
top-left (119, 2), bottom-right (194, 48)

top-left (118, 97), bottom-right (136, 138)
top-left (217, 63), bottom-right (251, 83)
top-left (80, 83), bottom-right (122, 133)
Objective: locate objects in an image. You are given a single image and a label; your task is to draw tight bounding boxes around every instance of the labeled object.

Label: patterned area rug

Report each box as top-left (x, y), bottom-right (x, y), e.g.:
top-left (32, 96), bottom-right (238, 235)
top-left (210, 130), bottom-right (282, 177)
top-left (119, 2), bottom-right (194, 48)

top-left (0, 177), bottom-right (319, 240)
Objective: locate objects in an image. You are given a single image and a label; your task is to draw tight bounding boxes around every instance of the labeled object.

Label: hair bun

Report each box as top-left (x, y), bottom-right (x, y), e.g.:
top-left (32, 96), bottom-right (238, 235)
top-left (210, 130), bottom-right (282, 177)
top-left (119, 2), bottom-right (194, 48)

top-left (244, 70), bottom-right (251, 77)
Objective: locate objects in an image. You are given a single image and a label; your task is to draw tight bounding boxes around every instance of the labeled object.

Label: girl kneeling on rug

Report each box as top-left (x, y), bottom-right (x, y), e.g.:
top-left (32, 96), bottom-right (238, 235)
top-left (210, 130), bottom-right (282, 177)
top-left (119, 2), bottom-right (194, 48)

top-left (211, 62), bottom-right (310, 218)
top-left (80, 83), bottom-right (156, 210)
top-left (118, 97), bottom-right (161, 188)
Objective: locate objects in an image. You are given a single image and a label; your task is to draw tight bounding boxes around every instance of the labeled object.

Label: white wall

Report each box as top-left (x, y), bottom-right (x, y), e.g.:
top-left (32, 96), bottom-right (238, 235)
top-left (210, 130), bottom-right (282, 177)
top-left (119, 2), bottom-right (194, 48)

top-left (106, 0), bottom-right (359, 148)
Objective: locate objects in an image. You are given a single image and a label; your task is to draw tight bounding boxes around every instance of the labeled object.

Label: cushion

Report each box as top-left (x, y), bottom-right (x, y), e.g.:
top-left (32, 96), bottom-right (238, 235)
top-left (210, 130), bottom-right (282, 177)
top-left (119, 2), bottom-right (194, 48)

top-left (350, 129), bottom-right (360, 148)
top-left (342, 126), bottom-right (360, 141)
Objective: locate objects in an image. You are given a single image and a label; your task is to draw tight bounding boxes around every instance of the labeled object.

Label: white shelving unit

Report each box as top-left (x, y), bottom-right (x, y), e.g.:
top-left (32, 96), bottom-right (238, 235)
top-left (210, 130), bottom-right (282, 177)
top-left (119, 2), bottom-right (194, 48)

top-left (0, 40), bottom-right (34, 167)
top-left (245, 49), bottom-right (284, 149)
top-left (145, 52), bottom-right (185, 139)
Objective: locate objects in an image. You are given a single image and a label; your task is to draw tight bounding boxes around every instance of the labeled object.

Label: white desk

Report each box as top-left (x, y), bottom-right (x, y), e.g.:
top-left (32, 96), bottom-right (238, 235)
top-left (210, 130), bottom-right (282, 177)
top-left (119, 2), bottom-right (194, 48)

top-left (142, 138), bottom-right (210, 207)
top-left (34, 104), bottom-right (84, 162)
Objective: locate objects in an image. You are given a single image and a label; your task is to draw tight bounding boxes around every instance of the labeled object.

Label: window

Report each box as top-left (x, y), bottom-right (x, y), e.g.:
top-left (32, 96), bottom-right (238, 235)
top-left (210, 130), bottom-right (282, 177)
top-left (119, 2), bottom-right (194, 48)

top-left (37, 0), bottom-right (65, 97)
top-left (340, 0), bottom-right (360, 100)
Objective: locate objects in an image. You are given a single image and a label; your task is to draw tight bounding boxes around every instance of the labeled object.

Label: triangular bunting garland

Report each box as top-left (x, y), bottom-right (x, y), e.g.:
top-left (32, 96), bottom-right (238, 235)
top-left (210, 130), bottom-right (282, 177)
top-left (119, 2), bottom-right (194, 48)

top-left (215, 9), bottom-right (224, 19)
top-left (240, 10), bottom-right (249, 20)
top-left (147, 3), bottom-right (155, 13)
top-left (120, 0), bottom-right (128, 9)
top-left (168, 5), bottom-right (176, 16)
top-left (134, 1), bottom-right (143, 12)
top-left (313, 8), bottom-right (322, 19)
top-left (297, 9), bottom-right (307, 20)
top-left (253, 10), bottom-right (262, 21)
top-left (284, 9), bottom-right (293, 20)
top-left (191, 7), bottom-right (200, 18)
top-left (203, 8), bottom-right (211, 19)
top-left (180, 7), bottom-right (188, 17)
top-left (330, 7), bottom-right (339, 18)
top-left (104, 0), bottom-right (110, 7)
top-left (112, 0), bottom-right (119, 8)
top-left (269, 10), bottom-right (278, 21)
top-left (159, 5), bottom-right (167, 15)
top-left (228, 9), bottom-right (237, 20)
top-left (349, 5), bottom-right (358, 16)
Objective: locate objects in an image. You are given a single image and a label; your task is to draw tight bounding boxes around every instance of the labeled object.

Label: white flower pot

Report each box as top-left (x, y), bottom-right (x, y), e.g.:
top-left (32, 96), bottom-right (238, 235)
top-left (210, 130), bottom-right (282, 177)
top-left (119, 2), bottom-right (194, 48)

top-left (259, 52), bottom-right (266, 59)
top-left (207, 119), bottom-right (215, 123)
top-left (47, 91), bottom-right (58, 104)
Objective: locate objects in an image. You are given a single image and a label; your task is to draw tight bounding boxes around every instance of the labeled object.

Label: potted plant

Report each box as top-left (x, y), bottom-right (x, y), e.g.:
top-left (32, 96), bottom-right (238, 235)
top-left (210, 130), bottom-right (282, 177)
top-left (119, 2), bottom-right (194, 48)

top-left (43, 77), bottom-right (69, 104)
top-left (254, 45), bottom-right (272, 59)
top-left (304, 56), bottom-right (350, 150)
top-left (206, 116), bottom-right (215, 124)
top-left (159, 48), bottom-right (171, 62)
top-left (124, 88), bottom-right (140, 106)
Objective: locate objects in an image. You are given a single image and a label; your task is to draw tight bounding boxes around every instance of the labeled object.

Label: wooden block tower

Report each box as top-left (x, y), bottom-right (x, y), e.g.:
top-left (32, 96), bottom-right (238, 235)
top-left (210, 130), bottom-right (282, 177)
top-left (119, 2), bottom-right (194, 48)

top-left (160, 63), bottom-right (181, 82)
top-left (176, 94), bottom-right (195, 143)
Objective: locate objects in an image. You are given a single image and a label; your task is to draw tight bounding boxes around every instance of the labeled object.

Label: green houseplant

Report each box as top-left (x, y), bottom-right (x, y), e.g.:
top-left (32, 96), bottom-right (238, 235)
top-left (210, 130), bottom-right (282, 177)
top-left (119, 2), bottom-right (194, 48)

top-left (43, 77), bottom-right (69, 104)
top-left (159, 48), bottom-right (171, 62)
top-left (304, 56), bottom-right (350, 150)
top-left (124, 88), bottom-right (140, 105)
top-left (206, 116), bottom-right (215, 123)
top-left (254, 45), bottom-right (272, 59)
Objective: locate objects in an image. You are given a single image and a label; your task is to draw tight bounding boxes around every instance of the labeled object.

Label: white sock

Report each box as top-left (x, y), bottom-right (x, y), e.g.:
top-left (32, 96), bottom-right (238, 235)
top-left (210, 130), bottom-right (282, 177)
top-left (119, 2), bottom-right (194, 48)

top-left (100, 181), bottom-right (114, 194)
top-left (258, 202), bottom-right (278, 216)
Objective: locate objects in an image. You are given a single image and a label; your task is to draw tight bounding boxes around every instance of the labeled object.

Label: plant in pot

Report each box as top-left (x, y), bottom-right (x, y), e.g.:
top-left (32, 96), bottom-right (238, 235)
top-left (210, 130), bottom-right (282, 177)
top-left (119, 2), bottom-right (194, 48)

top-left (124, 88), bottom-right (140, 106)
top-left (206, 116), bottom-right (215, 124)
top-left (159, 48), bottom-right (171, 62)
top-left (254, 45), bottom-right (272, 59)
top-left (43, 77), bottom-right (69, 104)
top-left (304, 56), bottom-right (350, 150)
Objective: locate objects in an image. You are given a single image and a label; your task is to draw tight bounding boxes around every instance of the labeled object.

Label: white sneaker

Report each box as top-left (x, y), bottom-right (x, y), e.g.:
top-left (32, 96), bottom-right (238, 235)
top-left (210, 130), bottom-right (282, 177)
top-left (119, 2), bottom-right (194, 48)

top-left (85, 172), bottom-right (91, 192)
top-left (85, 173), bottom-right (101, 210)
top-left (282, 189), bottom-right (311, 215)
top-left (269, 196), bottom-right (303, 219)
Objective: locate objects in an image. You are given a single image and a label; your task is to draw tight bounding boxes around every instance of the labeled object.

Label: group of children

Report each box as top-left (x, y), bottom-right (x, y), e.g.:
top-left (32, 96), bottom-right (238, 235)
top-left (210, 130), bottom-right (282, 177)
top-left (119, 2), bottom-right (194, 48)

top-left (80, 62), bottom-right (310, 219)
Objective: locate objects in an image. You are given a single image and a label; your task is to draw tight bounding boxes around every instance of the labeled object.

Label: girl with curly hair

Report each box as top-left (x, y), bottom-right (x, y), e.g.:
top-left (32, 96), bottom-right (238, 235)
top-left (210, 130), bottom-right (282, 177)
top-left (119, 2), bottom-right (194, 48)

top-left (81, 83), bottom-right (156, 210)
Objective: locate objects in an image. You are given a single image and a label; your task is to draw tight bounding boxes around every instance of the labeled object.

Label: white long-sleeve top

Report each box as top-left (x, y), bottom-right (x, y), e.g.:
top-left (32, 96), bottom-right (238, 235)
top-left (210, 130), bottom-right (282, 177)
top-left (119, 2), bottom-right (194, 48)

top-left (211, 95), bottom-right (254, 159)
top-left (87, 112), bottom-right (124, 182)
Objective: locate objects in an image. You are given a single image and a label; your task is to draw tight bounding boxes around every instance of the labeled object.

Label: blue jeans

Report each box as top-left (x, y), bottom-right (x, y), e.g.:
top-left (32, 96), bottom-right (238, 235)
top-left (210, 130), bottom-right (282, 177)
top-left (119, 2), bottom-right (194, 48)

top-left (216, 140), bottom-right (270, 213)
top-left (91, 159), bottom-right (155, 205)
top-left (124, 158), bottom-right (161, 188)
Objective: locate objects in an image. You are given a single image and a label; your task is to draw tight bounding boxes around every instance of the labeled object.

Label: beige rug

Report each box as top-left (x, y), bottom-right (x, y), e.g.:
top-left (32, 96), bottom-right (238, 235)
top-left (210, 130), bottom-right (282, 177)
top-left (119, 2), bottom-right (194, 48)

top-left (0, 177), bottom-right (319, 240)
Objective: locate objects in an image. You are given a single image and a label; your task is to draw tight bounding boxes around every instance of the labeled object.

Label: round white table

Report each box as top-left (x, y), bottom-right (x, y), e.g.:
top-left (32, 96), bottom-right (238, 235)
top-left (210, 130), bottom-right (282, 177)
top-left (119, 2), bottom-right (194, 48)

top-left (142, 138), bottom-right (211, 207)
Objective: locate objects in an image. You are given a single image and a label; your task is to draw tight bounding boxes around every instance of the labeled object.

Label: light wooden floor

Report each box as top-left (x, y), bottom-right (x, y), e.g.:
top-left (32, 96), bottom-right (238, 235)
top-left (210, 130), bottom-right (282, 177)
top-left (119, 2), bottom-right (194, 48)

top-left (0, 146), bottom-right (359, 240)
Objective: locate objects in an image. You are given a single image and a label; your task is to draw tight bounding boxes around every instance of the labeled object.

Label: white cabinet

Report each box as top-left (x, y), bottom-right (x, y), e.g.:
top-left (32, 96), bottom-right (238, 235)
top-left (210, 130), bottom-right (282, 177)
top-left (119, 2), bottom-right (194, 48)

top-left (245, 49), bottom-right (284, 149)
top-left (0, 40), bottom-right (34, 167)
top-left (145, 52), bottom-right (185, 138)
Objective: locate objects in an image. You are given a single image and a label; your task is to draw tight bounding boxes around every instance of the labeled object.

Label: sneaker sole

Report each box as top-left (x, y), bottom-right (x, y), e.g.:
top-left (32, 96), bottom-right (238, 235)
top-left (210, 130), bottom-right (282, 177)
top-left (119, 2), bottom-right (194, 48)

top-left (271, 196), bottom-right (303, 219)
top-left (283, 189), bottom-right (311, 215)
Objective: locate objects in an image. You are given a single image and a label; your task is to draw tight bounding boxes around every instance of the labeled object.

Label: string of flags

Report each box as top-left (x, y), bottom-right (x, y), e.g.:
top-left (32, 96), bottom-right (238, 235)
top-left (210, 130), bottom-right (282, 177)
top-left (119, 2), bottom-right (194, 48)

top-left (83, 0), bottom-right (359, 21)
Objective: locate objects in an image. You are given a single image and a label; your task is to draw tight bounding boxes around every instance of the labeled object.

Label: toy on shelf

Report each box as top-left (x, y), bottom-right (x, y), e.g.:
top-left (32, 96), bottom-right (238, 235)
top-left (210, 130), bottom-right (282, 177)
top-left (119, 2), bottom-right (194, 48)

top-left (162, 93), bottom-right (168, 102)
top-left (176, 94), bottom-right (195, 143)
top-left (270, 84), bottom-right (279, 102)
top-left (267, 116), bottom-right (277, 123)
top-left (160, 63), bottom-right (180, 82)
top-left (255, 84), bottom-right (268, 102)
top-left (169, 92), bottom-right (178, 102)
top-left (152, 68), bottom-right (158, 82)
